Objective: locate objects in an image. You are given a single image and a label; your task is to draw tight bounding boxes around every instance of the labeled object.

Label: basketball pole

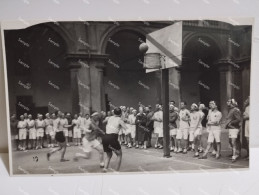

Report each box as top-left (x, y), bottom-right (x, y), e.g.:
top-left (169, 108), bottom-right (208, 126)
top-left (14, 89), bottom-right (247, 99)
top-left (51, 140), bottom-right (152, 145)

top-left (161, 68), bottom-right (171, 158)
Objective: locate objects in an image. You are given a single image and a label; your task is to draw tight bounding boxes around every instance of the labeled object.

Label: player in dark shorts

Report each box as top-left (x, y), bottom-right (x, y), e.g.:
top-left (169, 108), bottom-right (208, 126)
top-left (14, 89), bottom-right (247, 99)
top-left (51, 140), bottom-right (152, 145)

top-left (102, 107), bottom-right (127, 172)
top-left (47, 112), bottom-right (71, 162)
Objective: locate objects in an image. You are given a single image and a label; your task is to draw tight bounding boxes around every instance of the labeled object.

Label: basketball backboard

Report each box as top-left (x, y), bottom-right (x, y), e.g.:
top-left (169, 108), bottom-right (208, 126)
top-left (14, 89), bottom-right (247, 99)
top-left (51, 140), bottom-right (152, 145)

top-left (145, 21), bottom-right (183, 72)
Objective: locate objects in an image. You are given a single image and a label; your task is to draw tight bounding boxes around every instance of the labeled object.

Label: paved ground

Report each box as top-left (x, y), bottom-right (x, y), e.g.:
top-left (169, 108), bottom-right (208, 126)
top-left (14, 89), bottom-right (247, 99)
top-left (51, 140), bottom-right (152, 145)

top-left (12, 131), bottom-right (249, 175)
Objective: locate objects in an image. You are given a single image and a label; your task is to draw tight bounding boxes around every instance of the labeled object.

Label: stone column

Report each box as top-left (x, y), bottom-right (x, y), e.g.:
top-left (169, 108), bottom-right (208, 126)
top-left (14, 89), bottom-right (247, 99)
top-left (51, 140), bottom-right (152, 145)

top-left (69, 66), bottom-right (81, 115)
top-left (218, 63), bottom-right (232, 118)
top-left (89, 54), bottom-right (109, 112)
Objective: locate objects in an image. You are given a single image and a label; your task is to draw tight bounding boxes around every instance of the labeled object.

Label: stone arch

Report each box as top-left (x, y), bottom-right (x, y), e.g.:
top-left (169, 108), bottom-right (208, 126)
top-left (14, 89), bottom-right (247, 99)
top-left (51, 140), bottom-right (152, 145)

top-left (99, 25), bottom-right (149, 54)
top-left (182, 32), bottom-right (224, 60)
top-left (43, 22), bottom-right (75, 53)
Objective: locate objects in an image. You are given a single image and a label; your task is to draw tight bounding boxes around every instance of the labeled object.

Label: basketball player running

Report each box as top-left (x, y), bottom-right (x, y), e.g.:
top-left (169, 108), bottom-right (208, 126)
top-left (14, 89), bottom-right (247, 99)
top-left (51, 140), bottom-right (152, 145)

top-left (102, 107), bottom-right (127, 172)
top-left (73, 112), bottom-right (105, 168)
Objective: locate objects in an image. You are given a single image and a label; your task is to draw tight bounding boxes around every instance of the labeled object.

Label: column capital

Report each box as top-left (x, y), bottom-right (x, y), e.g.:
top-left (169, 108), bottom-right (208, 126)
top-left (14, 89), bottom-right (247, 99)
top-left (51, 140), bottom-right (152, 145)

top-left (65, 53), bottom-right (109, 70)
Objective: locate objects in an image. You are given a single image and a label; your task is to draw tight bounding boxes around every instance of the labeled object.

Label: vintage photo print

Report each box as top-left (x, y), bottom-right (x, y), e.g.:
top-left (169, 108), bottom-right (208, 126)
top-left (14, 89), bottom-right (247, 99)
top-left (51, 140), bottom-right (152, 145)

top-left (1, 18), bottom-right (252, 175)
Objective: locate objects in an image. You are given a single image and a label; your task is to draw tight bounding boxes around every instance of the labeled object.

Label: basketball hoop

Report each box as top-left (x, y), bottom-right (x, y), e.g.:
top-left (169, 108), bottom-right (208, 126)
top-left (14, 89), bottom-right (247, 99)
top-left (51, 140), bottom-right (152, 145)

top-left (143, 53), bottom-right (166, 69)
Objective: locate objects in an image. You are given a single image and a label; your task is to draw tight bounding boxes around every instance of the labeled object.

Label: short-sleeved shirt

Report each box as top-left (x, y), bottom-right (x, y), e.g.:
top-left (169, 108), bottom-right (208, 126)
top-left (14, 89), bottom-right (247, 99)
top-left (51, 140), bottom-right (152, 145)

top-left (106, 116), bottom-right (122, 134)
top-left (35, 120), bottom-right (45, 129)
top-left (190, 111), bottom-right (201, 128)
top-left (44, 118), bottom-right (53, 127)
top-left (207, 110), bottom-right (222, 130)
top-left (179, 109), bottom-right (190, 129)
top-left (60, 118), bottom-right (68, 130)
top-left (27, 120), bottom-right (35, 129)
top-left (17, 120), bottom-right (27, 130)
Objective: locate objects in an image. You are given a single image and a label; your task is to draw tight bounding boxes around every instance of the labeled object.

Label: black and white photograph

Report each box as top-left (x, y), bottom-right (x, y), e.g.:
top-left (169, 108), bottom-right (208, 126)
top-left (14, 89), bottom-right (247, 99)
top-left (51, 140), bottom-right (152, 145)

top-left (2, 18), bottom-right (252, 175)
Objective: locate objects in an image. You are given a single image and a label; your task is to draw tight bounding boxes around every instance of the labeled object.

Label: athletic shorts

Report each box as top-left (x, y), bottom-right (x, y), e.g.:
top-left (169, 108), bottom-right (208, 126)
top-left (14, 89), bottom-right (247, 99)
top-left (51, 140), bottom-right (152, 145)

top-left (19, 129), bottom-right (27, 140)
top-left (68, 130), bottom-right (73, 137)
top-left (208, 130), bottom-right (221, 143)
top-left (55, 131), bottom-right (65, 143)
top-left (45, 125), bottom-right (53, 135)
top-left (125, 124), bottom-right (132, 135)
top-left (176, 128), bottom-right (188, 140)
top-left (131, 125), bottom-right (136, 138)
top-left (189, 127), bottom-right (202, 141)
top-left (245, 120), bottom-right (249, 138)
top-left (29, 128), bottom-right (36, 140)
top-left (170, 128), bottom-right (177, 136)
top-left (155, 127), bottom-right (163, 138)
top-left (102, 133), bottom-right (121, 153)
top-left (229, 129), bottom-right (239, 139)
top-left (36, 128), bottom-right (44, 138)
top-left (63, 129), bottom-right (68, 137)
top-left (82, 137), bottom-right (101, 152)
top-left (73, 128), bottom-right (81, 138)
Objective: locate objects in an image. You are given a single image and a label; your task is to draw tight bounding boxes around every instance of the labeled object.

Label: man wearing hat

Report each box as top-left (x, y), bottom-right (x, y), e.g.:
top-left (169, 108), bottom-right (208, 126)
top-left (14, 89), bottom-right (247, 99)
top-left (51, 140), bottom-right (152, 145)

top-left (226, 98), bottom-right (242, 162)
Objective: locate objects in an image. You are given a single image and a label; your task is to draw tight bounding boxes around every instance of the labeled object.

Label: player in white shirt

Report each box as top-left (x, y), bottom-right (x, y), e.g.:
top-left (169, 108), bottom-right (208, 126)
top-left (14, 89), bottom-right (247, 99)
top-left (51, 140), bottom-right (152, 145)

top-left (35, 114), bottom-right (45, 149)
top-left (176, 101), bottom-right (190, 154)
top-left (27, 114), bottom-right (36, 150)
top-left (72, 114), bottom-right (81, 146)
top-left (102, 107), bottom-right (128, 172)
top-left (45, 113), bottom-right (54, 148)
top-left (17, 115), bottom-right (28, 151)
top-left (199, 101), bottom-right (222, 159)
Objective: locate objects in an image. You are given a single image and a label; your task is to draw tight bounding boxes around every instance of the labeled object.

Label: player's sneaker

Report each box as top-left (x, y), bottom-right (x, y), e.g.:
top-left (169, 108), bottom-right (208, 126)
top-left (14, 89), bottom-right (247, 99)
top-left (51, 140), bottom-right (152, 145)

top-left (177, 148), bottom-right (183, 153)
top-left (183, 149), bottom-right (187, 154)
top-left (100, 162), bottom-right (105, 168)
top-left (60, 159), bottom-right (69, 162)
top-left (170, 146), bottom-right (174, 151)
top-left (194, 152), bottom-right (199, 157)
